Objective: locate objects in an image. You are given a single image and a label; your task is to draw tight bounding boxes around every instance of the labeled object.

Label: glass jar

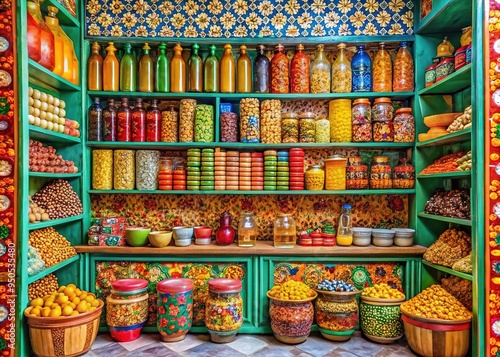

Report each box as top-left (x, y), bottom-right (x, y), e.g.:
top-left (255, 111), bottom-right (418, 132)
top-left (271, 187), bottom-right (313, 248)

top-left (329, 99), bottom-right (352, 142)
top-left (290, 44), bottom-right (310, 94)
top-left (179, 99), bottom-right (196, 142)
top-left (103, 98), bottom-right (117, 141)
top-left (393, 42), bottom-right (414, 92)
top-left (274, 214), bottom-right (296, 248)
top-left (311, 44), bottom-right (331, 93)
top-left (146, 99), bottom-right (161, 142)
top-left (87, 42), bottom-right (102, 91)
top-left (114, 150), bottom-right (135, 190)
top-left (238, 212), bottom-right (257, 247)
top-left (372, 97), bottom-right (393, 122)
top-left (261, 100), bottom-right (282, 144)
top-left (27, 11), bottom-right (41, 63)
top-left (372, 98), bottom-right (394, 142)
top-left (240, 98), bottom-right (260, 143)
top-left (117, 98), bottom-right (131, 142)
top-left (220, 112), bottom-right (238, 142)
top-left (159, 157), bottom-right (173, 190)
top-left (173, 163), bottom-right (186, 190)
top-left (28, 0), bottom-right (55, 71)
top-left (204, 44), bottom-right (219, 92)
top-left (373, 122), bottom-right (394, 142)
top-left (352, 98), bottom-right (371, 124)
top-left (205, 278), bottom-right (243, 343)
top-left (136, 150), bottom-right (160, 190)
top-left (346, 156), bottom-right (368, 189)
top-left (194, 104), bottom-right (214, 142)
top-left (331, 43), bottom-right (352, 93)
top-left (370, 156), bottom-right (392, 189)
top-left (394, 107), bottom-right (415, 142)
top-left (352, 45), bottom-right (372, 92)
top-left (161, 105), bottom-right (178, 142)
top-left (103, 42), bottom-right (119, 91)
top-left (372, 43), bottom-right (392, 92)
top-left (131, 98), bottom-right (146, 142)
top-left (299, 112), bottom-right (316, 143)
top-left (352, 123), bottom-right (372, 142)
top-left (92, 150), bottom-right (113, 190)
top-left (425, 58), bottom-right (440, 87)
top-left (393, 158), bottom-right (415, 189)
top-left (237, 45), bottom-right (252, 93)
top-left (324, 155), bottom-right (347, 190)
top-left (220, 44), bottom-right (236, 93)
top-left (171, 44), bottom-right (186, 93)
top-left (88, 97), bottom-right (103, 141)
top-left (120, 43), bottom-right (137, 92)
top-left (270, 44), bottom-right (290, 94)
top-left (156, 43), bottom-right (170, 92)
top-left (106, 279), bottom-right (149, 342)
top-left (281, 113), bottom-right (299, 143)
top-left (305, 165), bottom-right (325, 190)
top-left (254, 44), bottom-right (270, 93)
top-left (315, 290), bottom-right (359, 335)
top-left (315, 117), bottom-right (330, 143)
top-left (188, 43), bottom-right (203, 92)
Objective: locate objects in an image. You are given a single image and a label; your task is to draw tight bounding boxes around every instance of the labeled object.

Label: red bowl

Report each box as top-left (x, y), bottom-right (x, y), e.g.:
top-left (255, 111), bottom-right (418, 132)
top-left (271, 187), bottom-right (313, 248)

top-left (194, 226), bottom-right (213, 239)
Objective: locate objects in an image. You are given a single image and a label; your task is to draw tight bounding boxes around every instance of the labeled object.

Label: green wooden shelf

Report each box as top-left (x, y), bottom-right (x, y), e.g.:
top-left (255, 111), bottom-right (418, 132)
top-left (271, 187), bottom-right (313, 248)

top-left (27, 255), bottom-right (80, 285)
top-left (28, 214), bottom-right (84, 231)
top-left (417, 212), bottom-right (472, 226)
top-left (418, 64), bottom-right (471, 96)
top-left (89, 189), bottom-right (416, 195)
top-left (29, 125), bottom-right (81, 144)
top-left (39, 0), bottom-right (79, 28)
top-left (416, 171), bottom-right (471, 179)
top-left (29, 172), bottom-right (82, 178)
top-left (28, 60), bottom-right (80, 92)
top-left (416, 0), bottom-right (472, 34)
top-left (422, 260), bottom-right (473, 281)
top-left (416, 128), bottom-right (471, 147)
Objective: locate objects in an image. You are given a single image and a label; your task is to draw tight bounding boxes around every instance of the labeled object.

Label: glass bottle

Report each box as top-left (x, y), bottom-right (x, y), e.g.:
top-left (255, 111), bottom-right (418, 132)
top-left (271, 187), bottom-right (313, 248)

top-left (290, 44), bottom-right (310, 94)
top-left (337, 204), bottom-right (353, 246)
top-left (352, 45), bottom-right (372, 92)
top-left (117, 98), bottom-right (131, 142)
top-left (27, 0), bottom-right (55, 71)
top-left (44, 6), bottom-right (65, 77)
top-left (88, 97), bottom-right (103, 142)
top-left (120, 43), bottom-right (137, 91)
top-left (103, 98), bottom-right (117, 141)
top-left (216, 212), bottom-right (236, 245)
top-left (27, 11), bottom-right (41, 63)
top-left (139, 43), bottom-right (154, 92)
top-left (270, 44), bottom-right (289, 93)
top-left (146, 99), bottom-right (161, 142)
top-left (220, 44), bottom-right (236, 93)
top-left (204, 44), bottom-right (219, 92)
top-left (332, 43), bottom-right (352, 93)
top-left (274, 214), bottom-right (296, 248)
top-left (43, 5), bottom-right (71, 78)
top-left (131, 98), bottom-right (146, 142)
top-left (170, 44), bottom-right (186, 93)
top-left (254, 44), bottom-right (270, 93)
top-left (393, 41), bottom-right (414, 92)
top-left (72, 48), bottom-right (79, 85)
top-left (311, 44), bottom-right (331, 93)
top-left (87, 42), bottom-right (102, 90)
top-left (103, 42), bottom-right (119, 91)
top-left (373, 43), bottom-right (392, 92)
top-left (238, 212), bottom-right (257, 247)
top-left (155, 43), bottom-right (169, 92)
top-left (237, 45), bottom-right (252, 93)
top-left (188, 43), bottom-right (203, 92)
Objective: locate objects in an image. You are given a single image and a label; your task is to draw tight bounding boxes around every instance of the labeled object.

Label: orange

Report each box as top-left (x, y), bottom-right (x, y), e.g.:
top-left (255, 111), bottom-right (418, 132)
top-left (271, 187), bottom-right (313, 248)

top-left (71, 297), bottom-right (80, 305)
top-left (41, 307), bottom-right (51, 317)
top-left (48, 309), bottom-right (61, 318)
top-left (58, 286), bottom-right (66, 293)
top-left (91, 299), bottom-right (101, 307)
top-left (63, 286), bottom-right (75, 296)
top-left (84, 295), bottom-right (95, 303)
top-left (74, 288), bottom-right (82, 297)
top-left (70, 311), bottom-right (79, 316)
top-left (76, 301), bottom-right (88, 313)
top-left (62, 305), bottom-right (73, 316)
top-left (30, 298), bottom-right (44, 307)
top-left (30, 307), bottom-right (41, 317)
top-left (55, 294), bottom-right (69, 305)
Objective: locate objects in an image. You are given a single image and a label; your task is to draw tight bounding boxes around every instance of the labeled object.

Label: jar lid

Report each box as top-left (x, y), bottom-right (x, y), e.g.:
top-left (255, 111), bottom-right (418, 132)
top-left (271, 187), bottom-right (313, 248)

top-left (353, 98), bottom-right (370, 105)
top-left (373, 156), bottom-right (389, 163)
top-left (157, 278), bottom-right (193, 294)
top-left (299, 112), bottom-right (315, 119)
top-left (307, 164), bottom-right (322, 170)
top-left (325, 155), bottom-right (347, 162)
top-left (281, 112), bottom-right (298, 119)
top-left (373, 97), bottom-right (392, 104)
top-left (208, 278), bottom-right (242, 293)
top-left (348, 156), bottom-right (363, 163)
top-left (395, 107), bottom-right (412, 114)
top-left (111, 278), bottom-right (148, 292)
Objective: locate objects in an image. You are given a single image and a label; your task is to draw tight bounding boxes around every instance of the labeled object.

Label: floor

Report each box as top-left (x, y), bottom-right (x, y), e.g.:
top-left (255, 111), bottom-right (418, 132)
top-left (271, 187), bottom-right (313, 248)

top-left (83, 332), bottom-right (417, 357)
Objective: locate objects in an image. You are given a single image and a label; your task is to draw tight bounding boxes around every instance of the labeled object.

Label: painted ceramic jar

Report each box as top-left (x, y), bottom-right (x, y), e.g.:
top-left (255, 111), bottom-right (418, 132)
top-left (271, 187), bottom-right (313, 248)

top-left (436, 57), bottom-right (455, 82)
top-left (425, 58), bottom-right (440, 87)
top-left (106, 278), bottom-right (149, 342)
top-left (156, 278), bottom-right (194, 342)
top-left (360, 295), bottom-right (405, 343)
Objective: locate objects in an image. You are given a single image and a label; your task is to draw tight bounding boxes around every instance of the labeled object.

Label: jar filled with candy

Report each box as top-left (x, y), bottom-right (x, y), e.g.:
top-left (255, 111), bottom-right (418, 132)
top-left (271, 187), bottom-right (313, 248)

top-left (393, 107), bottom-right (415, 143)
top-left (346, 156), bottom-right (368, 189)
top-left (370, 156), bottom-right (392, 189)
top-left (393, 158), bottom-right (415, 188)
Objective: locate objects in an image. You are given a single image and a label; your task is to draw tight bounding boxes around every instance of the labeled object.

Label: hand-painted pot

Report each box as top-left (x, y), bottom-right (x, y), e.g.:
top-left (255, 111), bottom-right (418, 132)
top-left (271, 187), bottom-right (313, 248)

top-left (360, 296), bottom-right (405, 343)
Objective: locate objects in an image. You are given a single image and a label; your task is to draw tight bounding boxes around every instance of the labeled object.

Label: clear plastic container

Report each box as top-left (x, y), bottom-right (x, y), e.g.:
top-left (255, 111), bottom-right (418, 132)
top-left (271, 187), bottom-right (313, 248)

top-left (194, 104), bottom-right (215, 142)
top-left (238, 212), bottom-right (257, 247)
top-left (346, 156), bottom-right (368, 189)
top-left (161, 105), bottom-right (178, 143)
top-left (352, 98), bottom-right (371, 125)
top-left (370, 156), bottom-right (392, 189)
top-left (274, 214), bottom-right (296, 248)
top-left (315, 117), bottom-right (330, 143)
top-left (372, 98), bottom-right (393, 122)
top-left (324, 156), bottom-right (347, 190)
top-left (337, 204), bottom-right (353, 246)
top-left (393, 42), bottom-right (414, 92)
top-left (221, 112), bottom-right (238, 142)
top-left (394, 107), bottom-right (415, 143)
top-left (372, 43), bottom-right (392, 92)
top-left (331, 43), bottom-right (352, 93)
top-left (281, 113), bottom-right (299, 143)
top-left (261, 100), bottom-right (282, 144)
top-left (92, 150), bottom-right (113, 190)
top-left (240, 98), bottom-right (260, 143)
top-left (136, 150), bottom-right (160, 190)
top-left (393, 158), bottom-right (415, 188)
top-left (311, 44), bottom-right (331, 93)
top-left (179, 99), bottom-right (196, 142)
top-left (114, 150), bottom-right (135, 190)
top-left (299, 112), bottom-right (316, 143)
top-left (305, 165), bottom-right (325, 190)
top-left (329, 99), bottom-right (352, 142)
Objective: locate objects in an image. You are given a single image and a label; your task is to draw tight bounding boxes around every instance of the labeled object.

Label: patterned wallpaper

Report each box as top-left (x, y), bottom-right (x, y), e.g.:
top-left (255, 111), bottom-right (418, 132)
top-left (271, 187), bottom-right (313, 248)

top-left (85, 0), bottom-right (414, 39)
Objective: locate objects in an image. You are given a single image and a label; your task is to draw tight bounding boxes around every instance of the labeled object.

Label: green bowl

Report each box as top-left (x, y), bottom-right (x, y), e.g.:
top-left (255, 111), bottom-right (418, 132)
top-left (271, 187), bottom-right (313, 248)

top-left (125, 227), bottom-right (151, 247)
top-left (318, 327), bottom-right (355, 342)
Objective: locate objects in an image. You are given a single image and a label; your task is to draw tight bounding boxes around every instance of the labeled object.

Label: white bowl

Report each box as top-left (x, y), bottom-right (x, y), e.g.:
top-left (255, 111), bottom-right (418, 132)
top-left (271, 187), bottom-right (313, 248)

top-left (352, 227), bottom-right (372, 246)
top-left (174, 238), bottom-right (192, 247)
top-left (173, 226), bottom-right (194, 240)
top-left (372, 229), bottom-right (395, 247)
top-left (195, 237), bottom-right (212, 245)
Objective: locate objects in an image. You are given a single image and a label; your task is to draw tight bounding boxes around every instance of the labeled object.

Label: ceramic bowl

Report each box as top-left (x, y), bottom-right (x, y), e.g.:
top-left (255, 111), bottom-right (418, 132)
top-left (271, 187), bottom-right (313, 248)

top-left (195, 238), bottom-right (212, 245)
top-left (125, 227), bottom-right (151, 247)
top-left (352, 227), bottom-right (372, 246)
top-left (194, 226), bottom-right (213, 239)
top-left (372, 229), bottom-right (395, 247)
top-left (148, 231), bottom-right (173, 248)
top-left (173, 227), bottom-right (193, 240)
top-left (174, 238), bottom-right (192, 247)
top-left (391, 228), bottom-right (415, 247)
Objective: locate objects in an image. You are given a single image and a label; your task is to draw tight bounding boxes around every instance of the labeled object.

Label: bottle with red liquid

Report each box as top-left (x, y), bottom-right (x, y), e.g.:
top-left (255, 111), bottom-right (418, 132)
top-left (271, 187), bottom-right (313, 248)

top-left (146, 99), bottom-right (160, 142)
top-left (216, 212), bottom-right (236, 245)
top-left (27, 0), bottom-right (55, 71)
top-left (117, 98), bottom-right (131, 142)
top-left (131, 98), bottom-right (146, 142)
top-left (103, 98), bottom-right (117, 141)
top-left (27, 11), bottom-right (41, 62)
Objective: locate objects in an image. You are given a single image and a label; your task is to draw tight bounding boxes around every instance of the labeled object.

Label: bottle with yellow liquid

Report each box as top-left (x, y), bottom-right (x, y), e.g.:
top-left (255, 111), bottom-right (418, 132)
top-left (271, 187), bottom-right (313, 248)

top-left (120, 43), bottom-right (136, 92)
top-left (71, 48), bottom-right (79, 85)
top-left (220, 44), bottom-right (235, 93)
top-left (238, 212), bottom-right (257, 247)
top-left (336, 204), bottom-right (353, 246)
top-left (170, 44), bottom-right (186, 93)
top-left (43, 5), bottom-right (72, 79)
top-left (237, 45), bottom-right (251, 93)
top-left (139, 43), bottom-right (154, 92)
top-left (87, 42), bottom-right (102, 90)
top-left (273, 214), bottom-right (296, 248)
top-left (44, 6), bottom-right (64, 76)
top-left (103, 42), bottom-right (119, 91)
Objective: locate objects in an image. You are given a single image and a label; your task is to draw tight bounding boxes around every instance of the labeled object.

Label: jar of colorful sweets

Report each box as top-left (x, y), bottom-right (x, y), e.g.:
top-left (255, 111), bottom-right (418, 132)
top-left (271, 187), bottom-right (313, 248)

top-left (346, 156), bottom-right (368, 189)
top-left (370, 156), bottom-right (392, 189)
top-left (393, 107), bottom-right (415, 143)
top-left (393, 159), bottom-right (415, 188)
top-left (305, 165), bottom-right (325, 190)
top-left (281, 113), bottom-right (299, 143)
top-left (299, 112), bottom-right (316, 143)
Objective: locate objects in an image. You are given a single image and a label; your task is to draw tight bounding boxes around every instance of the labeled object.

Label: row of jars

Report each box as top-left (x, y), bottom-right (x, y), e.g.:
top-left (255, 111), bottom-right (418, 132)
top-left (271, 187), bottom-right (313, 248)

top-left (87, 42), bottom-right (413, 94)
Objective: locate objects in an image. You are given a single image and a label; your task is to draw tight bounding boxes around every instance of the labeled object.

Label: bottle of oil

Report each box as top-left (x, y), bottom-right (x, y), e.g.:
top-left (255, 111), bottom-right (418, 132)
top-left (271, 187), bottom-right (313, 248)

top-left (274, 214), bottom-right (296, 248)
top-left (87, 43), bottom-right (102, 90)
top-left (188, 43), bottom-right (203, 92)
top-left (204, 44), bottom-right (219, 92)
top-left (336, 204), bottom-right (353, 246)
top-left (103, 42), bottom-right (119, 91)
top-left (120, 43), bottom-right (137, 91)
top-left (170, 44), bottom-right (186, 93)
top-left (220, 44), bottom-right (235, 93)
top-left (155, 43), bottom-right (169, 92)
top-left (238, 212), bottom-right (257, 247)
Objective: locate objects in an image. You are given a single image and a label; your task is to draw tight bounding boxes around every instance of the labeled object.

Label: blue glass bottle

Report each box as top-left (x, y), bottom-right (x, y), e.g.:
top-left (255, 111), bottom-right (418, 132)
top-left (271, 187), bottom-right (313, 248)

top-left (352, 45), bottom-right (372, 92)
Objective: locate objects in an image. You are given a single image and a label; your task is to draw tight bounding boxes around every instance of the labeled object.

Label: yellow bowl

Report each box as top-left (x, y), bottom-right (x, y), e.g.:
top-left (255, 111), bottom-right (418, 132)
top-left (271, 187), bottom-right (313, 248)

top-left (148, 231), bottom-right (173, 248)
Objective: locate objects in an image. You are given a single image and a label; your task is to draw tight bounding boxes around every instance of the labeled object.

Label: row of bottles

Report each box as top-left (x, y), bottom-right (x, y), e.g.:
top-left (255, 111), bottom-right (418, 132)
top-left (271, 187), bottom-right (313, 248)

top-left (88, 42), bottom-right (413, 94)
top-left (26, 0), bottom-right (79, 84)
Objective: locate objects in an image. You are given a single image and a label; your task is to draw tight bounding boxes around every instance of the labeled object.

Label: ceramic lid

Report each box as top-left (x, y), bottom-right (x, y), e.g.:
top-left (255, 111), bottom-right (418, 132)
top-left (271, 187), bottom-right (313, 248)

top-left (208, 278), bottom-right (242, 293)
top-left (111, 278), bottom-right (148, 292)
top-left (157, 278), bottom-right (193, 294)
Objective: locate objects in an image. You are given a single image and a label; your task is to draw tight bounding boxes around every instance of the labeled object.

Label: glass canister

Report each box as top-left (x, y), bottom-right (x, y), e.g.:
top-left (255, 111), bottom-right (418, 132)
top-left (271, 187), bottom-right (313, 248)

top-left (146, 99), bottom-right (161, 142)
top-left (238, 212), bottom-right (257, 247)
top-left (373, 122), bottom-right (394, 142)
top-left (88, 97), bottom-right (103, 141)
top-left (352, 98), bottom-right (371, 124)
top-left (290, 44), bottom-right (310, 94)
top-left (106, 279), bottom-right (149, 342)
top-left (194, 104), bottom-right (215, 142)
top-left (114, 150), bottom-right (135, 190)
top-left (179, 99), bottom-right (197, 142)
top-left (205, 278), bottom-right (243, 343)
top-left (136, 150), bottom-right (160, 190)
top-left (254, 44), bottom-right (270, 93)
top-left (156, 278), bottom-right (194, 342)
top-left (103, 98), bottom-right (117, 141)
top-left (159, 157), bottom-right (173, 190)
top-left (221, 112), bottom-right (238, 142)
top-left (372, 97), bottom-right (393, 122)
top-left (394, 107), bottom-right (415, 143)
top-left (281, 113), bottom-right (299, 143)
top-left (324, 155), bottom-right (347, 190)
top-left (117, 98), bottom-right (131, 142)
top-left (393, 158), bottom-right (415, 189)
top-left (92, 150), bottom-right (113, 190)
top-left (305, 165), bottom-right (325, 190)
top-left (161, 105), bottom-right (178, 142)
top-left (372, 98), bottom-right (394, 142)
top-left (270, 44), bottom-right (290, 94)
top-left (372, 43), bottom-right (392, 92)
top-left (240, 98), bottom-right (260, 143)
top-left (315, 117), bottom-right (330, 143)
top-left (346, 156), bottom-right (368, 189)
top-left (393, 41), bottom-right (414, 92)
top-left (261, 99), bottom-right (282, 144)
top-left (131, 98), bottom-right (146, 142)
top-left (299, 112), bottom-right (316, 143)
top-left (352, 45), bottom-right (372, 92)
top-left (311, 44), bottom-right (331, 93)
top-left (274, 214), bottom-right (297, 248)
top-left (331, 43), bottom-right (352, 93)
top-left (370, 156), bottom-right (392, 189)
top-left (329, 99), bottom-right (352, 142)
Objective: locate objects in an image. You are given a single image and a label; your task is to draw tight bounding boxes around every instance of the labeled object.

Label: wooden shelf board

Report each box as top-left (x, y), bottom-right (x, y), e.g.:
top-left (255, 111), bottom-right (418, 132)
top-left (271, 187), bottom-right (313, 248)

top-left (417, 212), bottom-right (471, 226)
top-left (28, 60), bottom-right (80, 92)
top-left (89, 189), bottom-right (416, 195)
top-left (27, 255), bottom-right (80, 284)
top-left (422, 260), bottom-right (473, 281)
top-left (416, 171), bottom-right (471, 179)
top-left (417, 64), bottom-right (471, 96)
top-left (416, 128), bottom-right (471, 148)
top-left (28, 214), bottom-right (84, 231)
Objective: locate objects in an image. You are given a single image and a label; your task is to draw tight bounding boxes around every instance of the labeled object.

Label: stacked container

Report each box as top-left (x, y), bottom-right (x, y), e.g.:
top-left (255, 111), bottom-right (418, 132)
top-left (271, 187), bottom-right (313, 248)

top-left (214, 149), bottom-right (226, 190)
top-left (173, 163), bottom-right (186, 190)
top-left (264, 150), bottom-right (277, 190)
top-left (201, 148), bottom-right (215, 190)
top-left (239, 152), bottom-right (252, 191)
top-left (289, 148), bottom-right (305, 190)
top-left (186, 149), bottom-right (201, 190)
top-left (226, 151), bottom-right (239, 190)
top-left (276, 150), bottom-right (289, 190)
top-left (251, 152), bottom-right (264, 190)
top-left (158, 157), bottom-right (173, 190)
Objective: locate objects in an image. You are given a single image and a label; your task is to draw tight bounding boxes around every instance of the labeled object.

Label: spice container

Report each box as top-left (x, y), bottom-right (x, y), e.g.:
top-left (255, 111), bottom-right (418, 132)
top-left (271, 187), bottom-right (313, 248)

top-left (393, 41), bottom-right (414, 92)
top-left (372, 97), bottom-right (393, 122)
top-left (274, 214), bottom-right (296, 248)
top-left (305, 165), bottom-right (324, 190)
top-left (194, 104), bottom-right (214, 142)
top-left (106, 279), bottom-right (149, 342)
top-left (299, 112), bottom-right (316, 143)
top-left (352, 98), bottom-right (371, 124)
top-left (161, 105), bottom-right (178, 142)
top-left (240, 98), bottom-right (260, 143)
top-left (436, 57), bottom-right (455, 82)
top-left (393, 159), bottom-right (415, 189)
top-left (205, 279), bottom-right (243, 343)
top-left (346, 156), bottom-right (368, 189)
top-left (281, 113), bottom-right (299, 143)
top-left (92, 150), bottom-right (113, 190)
top-left (157, 278), bottom-right (194, 342)
top-left (315, 117), bottom-right (330, 143)
top-left (324, 156), bottom-right (347, 190)
top-left (394, 107), bottom-right (415, 143)
top-left (136, 150), bottom-right (159, 190)
top-left (114, 150), bottom-right (135, 190)
top-left (270, 44), bottom-right (290, 93)
top-left (238, 212), bottom-right (257, 247)
top-left (425, 58), bottom-right (440, 87)
top-left (179, 99), bottom-right (196, 142)
top-left (370, 156), bottom-right (392, 189)
top-left (261, 100), bottom-right (282, 143)
top-left (220, 112), bottom-right (238, 142)
top-left (329, 99), bottom-right (352, 142)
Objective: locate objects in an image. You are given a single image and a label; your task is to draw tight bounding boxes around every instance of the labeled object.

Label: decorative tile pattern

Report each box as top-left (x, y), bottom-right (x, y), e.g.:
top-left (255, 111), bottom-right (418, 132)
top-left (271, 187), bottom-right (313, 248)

top-left (85, 0), bottom-right (414, 38)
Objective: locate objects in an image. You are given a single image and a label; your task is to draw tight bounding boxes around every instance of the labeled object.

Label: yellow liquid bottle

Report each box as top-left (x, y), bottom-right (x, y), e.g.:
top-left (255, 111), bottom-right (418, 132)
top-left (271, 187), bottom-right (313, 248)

top-left (139, 43), bottom-right (154, 92)
top-left (44, 6), bottom-right (64, 76)
top-left (220, 44), bottom-right (235, 93)
top-left (170, 44), bottom-right (186, 93)
top-left (71, 48), bottom-right (79, 85)
top-left (103, 42), bottom-right (119, 91)
top-left (237, 45), bottom-right (251, 93)
top-left (44, 5), bottom-right (73, 81)
top-left (87, 42), bottom-right (102, 91)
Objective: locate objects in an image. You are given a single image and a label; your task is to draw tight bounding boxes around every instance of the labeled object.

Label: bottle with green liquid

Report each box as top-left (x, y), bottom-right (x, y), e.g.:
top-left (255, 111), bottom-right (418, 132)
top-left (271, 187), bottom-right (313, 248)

top-left (204, 44), bottom-right (219, 92)
top-left (139, 43), bottom-right (154, 92)
top-left (188, 43), bottom-right (203, 92)
top-left (155, 43), bottom-right (169, 92)
top-left (120, 43), bottom-right (137, 91)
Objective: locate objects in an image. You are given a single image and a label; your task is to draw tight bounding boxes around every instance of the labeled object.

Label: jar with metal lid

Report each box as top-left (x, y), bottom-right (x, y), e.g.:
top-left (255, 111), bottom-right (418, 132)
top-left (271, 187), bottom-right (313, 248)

top-left (282, 113), bottom-right (299, 143)
top-left (299, 112), bottom-right (316, 143)
top-left (238, 212), bottom-right (257, 247)
top-left (161, 105), bottom-right (178, 142)
top-left (106, 279), bottom-right (149, 342)
top-left (394, 107), bottom-right (415, 142)
top-left (221, 112), bottom-right (238, 142)
top-left (136, 150), bottom-right (160, 190)
top-left (92, 150), bottom-right (113, 190)
top-left (393, 158), bottom-right (415, 188)
top-left (114, 150), bottom-right (135, 190)
top-left (274, 214), bottom-right (297, 248)
top-left (436, 57), bottom-right (455, 82)
top-left (179, 99), bottom-right (196, 142)
top-left (425, 58), bottom-right (440, 87)
top-left (305, 165), bottom-right (325, 190)
top-left (315, 117), bottom-right (330, 143)
top-left (346, 156), bottom-right (368, 189)
top-left (370, 156), bottom-right (392, 189)
top-left (372, 97), bottom-right (393, 122)
top-left (352, 98), bottom-right (371, 125)
top-left (205, 278), bottom-right (243, 343)
top-left (324, 155), bottom-right (347, 190)
top-left (314, 290), bottom-right (360, 340)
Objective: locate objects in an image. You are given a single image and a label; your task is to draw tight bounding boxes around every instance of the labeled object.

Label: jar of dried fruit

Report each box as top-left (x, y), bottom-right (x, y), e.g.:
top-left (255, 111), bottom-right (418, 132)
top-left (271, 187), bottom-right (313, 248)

top-left (393, 159), bottom-right (415, 188)
top-left (305, 165), bottom-right (325, 190)
top-left (394, 107), bottom-right (415, 143)
top-left (370, 156), bottom-right (392, 189)
top-left (346, 156), bottom-right (368, 189)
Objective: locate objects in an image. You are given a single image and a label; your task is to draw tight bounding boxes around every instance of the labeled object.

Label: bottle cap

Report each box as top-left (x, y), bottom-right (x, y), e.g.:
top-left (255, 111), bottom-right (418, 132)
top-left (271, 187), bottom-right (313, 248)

top-left (342, 204), bottom-right (352, 210)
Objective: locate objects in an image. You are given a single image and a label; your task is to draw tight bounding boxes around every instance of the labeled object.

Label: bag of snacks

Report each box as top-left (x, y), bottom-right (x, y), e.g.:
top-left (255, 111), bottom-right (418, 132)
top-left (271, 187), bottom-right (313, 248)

top-left (423, 228), bottom-right (471, 267)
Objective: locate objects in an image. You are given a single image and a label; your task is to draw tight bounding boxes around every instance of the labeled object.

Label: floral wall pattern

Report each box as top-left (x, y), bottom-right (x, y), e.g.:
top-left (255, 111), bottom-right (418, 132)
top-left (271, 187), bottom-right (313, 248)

top-left (86, 0), bottom-right (414, 38)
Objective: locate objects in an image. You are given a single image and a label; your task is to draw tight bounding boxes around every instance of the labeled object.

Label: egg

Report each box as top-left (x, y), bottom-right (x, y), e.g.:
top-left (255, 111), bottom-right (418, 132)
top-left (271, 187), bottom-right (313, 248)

top-left (47, 94), bottom-right (54, 104)
top-left (33, 108), bottom-right (40, 118)
top-left (40, 92), bottom-right (48, 103)
top-left (39, 111), bottom-right (47, 120)
top-left (28, 97), bottom-right (34, 106)
top-left (59, 109), bottom-right (66, 118)
top-left (53, 107), bottom-right (59, 116)
top-left (33, 89), bottom-right (41, 100)
top-left (34, 117), bottom-right (41, 127)
top-left (59, 100), bottom-right (66, 109)
top-left (46, 121), bottom-right (53, 131)
top-left (53, 98), bottom-right (60, 107)
top-left (40, 119), bottom-right (48, 129)
top-left (46, 112), bottom-right (54, 122)
top-left (52, 123), bottom-right (59, 132)
top-left (28, 86), bottom-right (34, 97)
top-left (28, 114), bottom-right (35, 125)
top-left (40, 101), bottom-right (48, 111)
top-left (33, 99), bottom-right (41, 109)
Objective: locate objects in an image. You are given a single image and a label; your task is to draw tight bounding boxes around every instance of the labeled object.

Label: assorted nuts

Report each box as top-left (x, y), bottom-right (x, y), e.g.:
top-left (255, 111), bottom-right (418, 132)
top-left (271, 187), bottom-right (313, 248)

top-left (31, 179), bottom-right (83, 219)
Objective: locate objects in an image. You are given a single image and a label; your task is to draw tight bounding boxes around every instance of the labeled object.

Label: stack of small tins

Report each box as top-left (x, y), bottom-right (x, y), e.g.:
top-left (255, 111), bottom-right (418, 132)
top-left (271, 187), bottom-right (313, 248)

top-left (201, 148), bottom-right (215, 190)
top-left (186, 149), bottom-right (201, 190)
top-left (226, 151), bottom-right (239, 190)
top-left (239, 153), bottom-right (252, 190)
top-left (251, 152), bottom-right (264, 190)
top-left (289, 148), bottom-right (305, 190)
top-left (214, 149), bottom-right (226, 190)
top-left (264, 150), bottom-right (277, 191)
top-left (276, 150), bottom-right (289, 190)
top-left (158, 157), bottom-right (173, 190)
top-left (173, 163), bottom-right (186, 190)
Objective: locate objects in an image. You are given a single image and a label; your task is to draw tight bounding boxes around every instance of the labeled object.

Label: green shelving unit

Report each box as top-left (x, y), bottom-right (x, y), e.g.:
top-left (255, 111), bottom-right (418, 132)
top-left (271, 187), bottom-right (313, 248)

top-left (89, 189), bottom-right (416, 195)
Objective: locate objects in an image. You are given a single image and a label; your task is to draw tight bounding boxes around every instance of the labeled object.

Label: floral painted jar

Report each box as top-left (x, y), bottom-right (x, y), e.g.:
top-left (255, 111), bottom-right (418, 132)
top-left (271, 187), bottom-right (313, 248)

top-left (360, 295), bottom-right (405, 343)
top-left (205, 278), bottom-right (243, 343)
top-left (106, 278), bottom-right (149, 342)
top-left (156, 278), bottom-right (194, 342)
